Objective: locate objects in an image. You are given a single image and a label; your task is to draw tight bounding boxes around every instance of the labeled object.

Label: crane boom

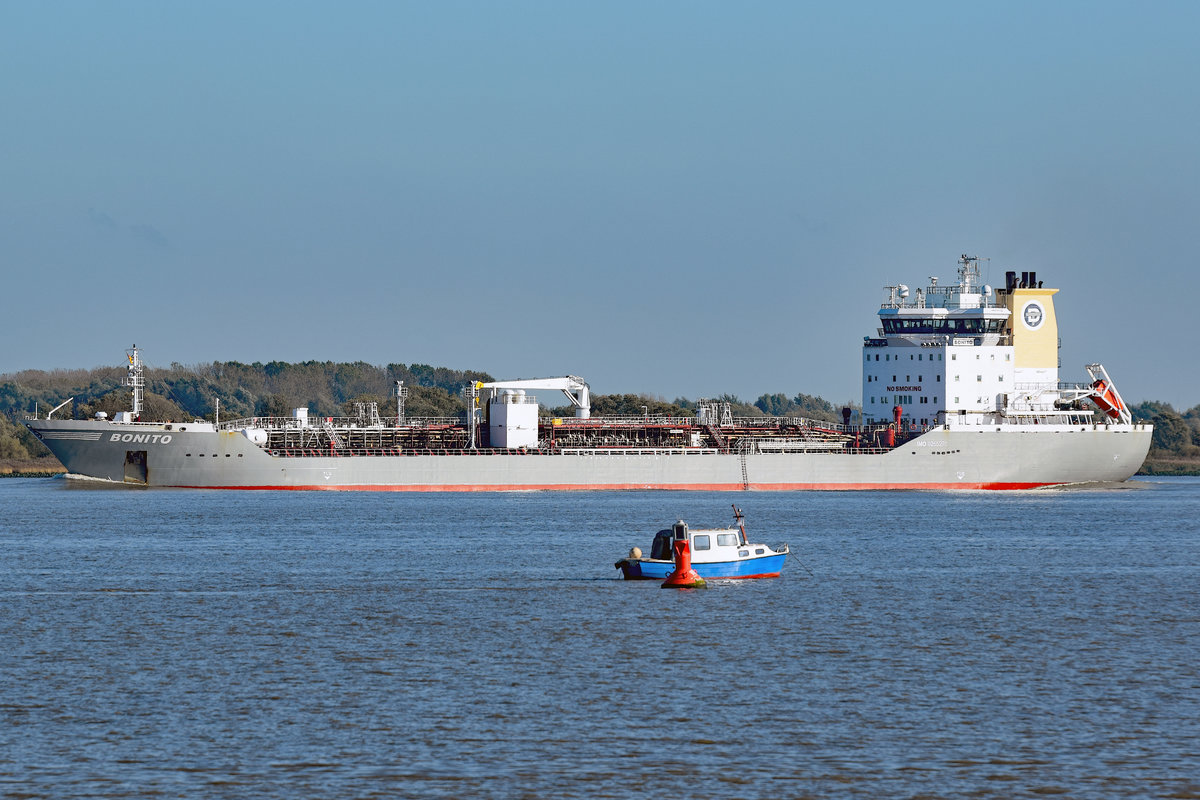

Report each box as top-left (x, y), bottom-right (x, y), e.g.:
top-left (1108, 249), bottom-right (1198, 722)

top-left (477, 375), bottom-right (591, 418)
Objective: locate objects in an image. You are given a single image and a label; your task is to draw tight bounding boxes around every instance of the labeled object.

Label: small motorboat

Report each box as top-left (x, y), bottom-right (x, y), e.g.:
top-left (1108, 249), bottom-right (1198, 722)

top-left (615, 505), bottom-right (788, 580)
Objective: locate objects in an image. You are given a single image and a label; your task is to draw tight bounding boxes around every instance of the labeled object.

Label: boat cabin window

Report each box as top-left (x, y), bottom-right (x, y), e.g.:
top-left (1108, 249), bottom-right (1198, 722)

top-left (651, 531), bottom-right (673, 560)
top-left (755, 548), bottom-right (765, 555)
top-left (738, 550), bottom-right (749, 558)
top-left (717, 533), bottom-right (739, 547)
top-left (692, 534), bottom-right (712, 551)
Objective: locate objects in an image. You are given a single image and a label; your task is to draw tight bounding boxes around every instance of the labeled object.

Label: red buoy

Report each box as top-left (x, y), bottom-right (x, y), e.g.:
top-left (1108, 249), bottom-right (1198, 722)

top-left (661, 538), bottom-right (706, 589)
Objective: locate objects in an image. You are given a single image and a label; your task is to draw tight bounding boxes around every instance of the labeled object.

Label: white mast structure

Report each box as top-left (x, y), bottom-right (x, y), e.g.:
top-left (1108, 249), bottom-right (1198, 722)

top-left (122, 344), bottom-right (144, 421)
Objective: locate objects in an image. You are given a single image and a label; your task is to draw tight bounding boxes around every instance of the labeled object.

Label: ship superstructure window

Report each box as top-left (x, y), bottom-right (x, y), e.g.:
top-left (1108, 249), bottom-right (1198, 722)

top-left (881, 318), bottom-right (1004, 334)
top-left (717, 533), bottom-right (739, 546)
top-left (693, 535), bottom-right (711, 551)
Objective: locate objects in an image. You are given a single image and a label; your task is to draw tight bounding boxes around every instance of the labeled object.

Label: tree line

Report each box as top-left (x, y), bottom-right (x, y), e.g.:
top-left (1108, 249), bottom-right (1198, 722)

top-left (1127, 401), bottom-right (1200, 474)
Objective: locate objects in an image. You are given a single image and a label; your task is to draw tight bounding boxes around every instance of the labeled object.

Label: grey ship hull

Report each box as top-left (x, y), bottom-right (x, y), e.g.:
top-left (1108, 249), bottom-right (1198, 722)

top-left (26, 418), bottom-right (1153, 490)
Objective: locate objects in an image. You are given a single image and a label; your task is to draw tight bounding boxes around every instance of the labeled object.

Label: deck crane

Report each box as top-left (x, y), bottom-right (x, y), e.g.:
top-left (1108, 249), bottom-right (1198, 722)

top-left (470, 376), bottom-right (591, 449)
top-left (477, 376), bottom-right (591, 419)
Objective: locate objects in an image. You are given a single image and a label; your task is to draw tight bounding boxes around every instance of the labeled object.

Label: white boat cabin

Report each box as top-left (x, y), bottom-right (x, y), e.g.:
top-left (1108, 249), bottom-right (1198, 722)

top-left (649, 520), bottom-right (774, 563)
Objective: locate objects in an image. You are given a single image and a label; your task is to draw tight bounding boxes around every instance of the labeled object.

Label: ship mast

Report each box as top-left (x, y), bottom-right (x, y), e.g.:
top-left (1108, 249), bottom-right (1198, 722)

top-left (123, 344), bottom-right (144, 419)
top-left (957, 253), bottom-right (989, 295)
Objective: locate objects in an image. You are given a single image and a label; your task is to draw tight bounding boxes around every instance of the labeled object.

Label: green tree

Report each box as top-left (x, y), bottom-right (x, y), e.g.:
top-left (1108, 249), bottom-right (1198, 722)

top-left (754, 393), bottom-right (793, 416)
top-left (0, 415), bottom-right (30, 459)
top-left (255, 394), bottom-right (294, 418)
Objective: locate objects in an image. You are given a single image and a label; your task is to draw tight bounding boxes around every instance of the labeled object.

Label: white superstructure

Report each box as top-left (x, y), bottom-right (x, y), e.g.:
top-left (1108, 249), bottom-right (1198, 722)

top-left (862, 255), bottom-right (1120, 431)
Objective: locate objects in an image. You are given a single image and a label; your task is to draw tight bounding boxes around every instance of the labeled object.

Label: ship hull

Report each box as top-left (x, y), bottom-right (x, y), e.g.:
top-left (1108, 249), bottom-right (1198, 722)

top-left (26, 419), bottom-right (1153, 491)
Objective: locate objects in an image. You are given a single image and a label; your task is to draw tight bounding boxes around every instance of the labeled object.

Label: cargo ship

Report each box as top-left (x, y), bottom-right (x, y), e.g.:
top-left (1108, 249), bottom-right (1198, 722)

top-left (25, 255), bottom-right (1152, 490)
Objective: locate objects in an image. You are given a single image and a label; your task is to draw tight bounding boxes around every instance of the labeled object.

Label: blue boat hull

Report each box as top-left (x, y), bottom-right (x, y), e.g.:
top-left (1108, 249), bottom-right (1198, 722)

top-left (616, 554), bottom-right (785, 580)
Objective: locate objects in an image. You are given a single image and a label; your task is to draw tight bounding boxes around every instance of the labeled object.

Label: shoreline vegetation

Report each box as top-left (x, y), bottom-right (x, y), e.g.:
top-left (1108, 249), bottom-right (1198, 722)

top-left (0, 458), bottom-right (65, 477)
top-left (3, 358), bottom-right (1198, 477)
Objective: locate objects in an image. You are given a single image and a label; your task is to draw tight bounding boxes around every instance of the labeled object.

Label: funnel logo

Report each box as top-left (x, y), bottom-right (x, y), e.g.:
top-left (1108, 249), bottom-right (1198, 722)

top-left (1021, 301), bottom-right (1044, 330)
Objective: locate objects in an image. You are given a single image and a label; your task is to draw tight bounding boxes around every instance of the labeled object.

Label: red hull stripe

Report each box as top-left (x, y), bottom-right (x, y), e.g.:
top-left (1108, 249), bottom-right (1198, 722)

top-left (171, 481), bottom-right (1056, 491)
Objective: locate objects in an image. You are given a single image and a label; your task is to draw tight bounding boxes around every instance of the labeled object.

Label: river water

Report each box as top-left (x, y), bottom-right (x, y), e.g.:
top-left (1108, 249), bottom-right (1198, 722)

top-left (2, 477), bottom-right (1198, 799)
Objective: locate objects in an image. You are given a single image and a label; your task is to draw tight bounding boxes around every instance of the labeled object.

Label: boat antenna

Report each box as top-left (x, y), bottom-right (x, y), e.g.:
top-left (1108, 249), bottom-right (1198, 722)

top-left (732, 504), bottom-right (747, 546)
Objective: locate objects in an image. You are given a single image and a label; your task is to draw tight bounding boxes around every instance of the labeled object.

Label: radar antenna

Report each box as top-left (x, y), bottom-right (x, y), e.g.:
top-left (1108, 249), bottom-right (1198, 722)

top-left (957, 254), bottom-right (990, 294)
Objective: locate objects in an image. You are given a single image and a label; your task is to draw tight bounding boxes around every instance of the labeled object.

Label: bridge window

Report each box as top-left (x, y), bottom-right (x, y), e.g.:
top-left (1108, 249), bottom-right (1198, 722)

top-left (881, 318), bottom-right (1005, 334)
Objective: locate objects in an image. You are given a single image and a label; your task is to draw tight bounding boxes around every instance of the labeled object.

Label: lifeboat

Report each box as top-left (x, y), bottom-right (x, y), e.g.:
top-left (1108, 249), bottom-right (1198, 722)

top-left (1091, 380), bottom-right (1124, 419)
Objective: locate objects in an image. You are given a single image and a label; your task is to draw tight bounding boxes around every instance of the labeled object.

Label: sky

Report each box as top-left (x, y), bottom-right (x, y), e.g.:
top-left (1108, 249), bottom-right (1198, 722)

top-left (3, 1), bottom-right (1198, 409)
